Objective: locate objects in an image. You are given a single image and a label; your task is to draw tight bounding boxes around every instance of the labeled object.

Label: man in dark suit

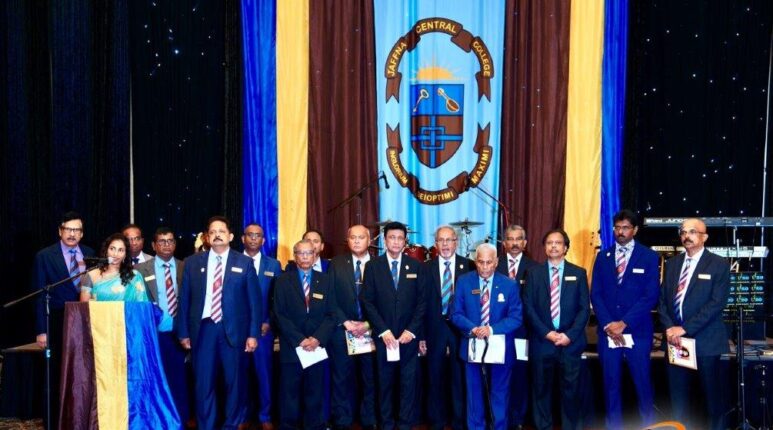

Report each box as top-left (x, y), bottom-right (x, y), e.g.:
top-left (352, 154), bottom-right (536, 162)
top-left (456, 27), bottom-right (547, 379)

top-left (523, 229), bottom-right (590, 430)
top-left (422, 225), bottom-right (474, 430)
top-left (495, 224), bottom-right (537, 430)
top-left (122, 223), bottom-right (153, 265)
top-left (360, 221), bottom-right (426, 430)
top-left (451, 243), bottom-right (522, 430)
top-left (328, 224), bottom-right (377, 430)
top-left (241, 223), bottom-right (282, 430)
top-left (136, 226), bottom-right (191, 425)
top-left (591, 210), bottom-right (659, 429)
top-left (274, 239), bottom-right (336, 430)
top-left (657, 218), bottom-right (729, 430)
top-left (177, 216), bottom-right (261, 430)
top-left (32, 211), bottom-right (94, 429)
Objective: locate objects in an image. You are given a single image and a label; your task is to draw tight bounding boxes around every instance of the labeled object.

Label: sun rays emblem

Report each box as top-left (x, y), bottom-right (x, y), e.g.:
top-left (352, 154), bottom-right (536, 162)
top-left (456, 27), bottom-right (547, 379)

top-left (383, 18), bottom-right (494, 205)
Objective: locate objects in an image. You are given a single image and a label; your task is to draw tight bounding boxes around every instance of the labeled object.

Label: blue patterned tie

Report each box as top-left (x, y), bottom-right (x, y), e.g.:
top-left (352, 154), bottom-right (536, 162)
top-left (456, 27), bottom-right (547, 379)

top-left (354, 260), bottom-right (362, 318)
top-left (391, 260), bottom-right (399, 290)
top-left (441, 261), bottom-right (452, 314)
top-left (69, 249), bottom-right (81, 290)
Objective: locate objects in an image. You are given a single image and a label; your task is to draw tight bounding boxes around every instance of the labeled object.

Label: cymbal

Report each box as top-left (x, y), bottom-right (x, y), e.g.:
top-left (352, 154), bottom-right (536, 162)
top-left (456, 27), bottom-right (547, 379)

top-left (450, 218), bottom-right (484, 227)
top-left (368, 220), bottom-right (410, 228)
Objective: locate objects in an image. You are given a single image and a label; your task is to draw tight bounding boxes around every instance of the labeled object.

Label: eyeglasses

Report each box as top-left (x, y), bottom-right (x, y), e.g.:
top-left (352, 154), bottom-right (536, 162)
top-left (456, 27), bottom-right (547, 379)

top-left (156, 239), bottom-right (176, 246)
top-left (386, 235), bottom-right (405, 241)
top-left (436, 238), bottom-right (457, 244)
top-left (244, 233), bottom-right (263, 239)
top-left (126, 236), bottom-right (143, 243)
top-left (678, 229), bottom-right (706, 237)
top-left (613, 225), bottom-right (633, 232)
top-left (60, 227), bottom-right (83, 234)
top-left (294, 250), bottom-right (314, 257)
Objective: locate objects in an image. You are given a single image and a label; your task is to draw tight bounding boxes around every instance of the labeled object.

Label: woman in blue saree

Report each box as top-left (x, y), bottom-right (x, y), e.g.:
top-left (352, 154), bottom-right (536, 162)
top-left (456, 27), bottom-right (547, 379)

top-left (80, 233), bottom-right (149, 302)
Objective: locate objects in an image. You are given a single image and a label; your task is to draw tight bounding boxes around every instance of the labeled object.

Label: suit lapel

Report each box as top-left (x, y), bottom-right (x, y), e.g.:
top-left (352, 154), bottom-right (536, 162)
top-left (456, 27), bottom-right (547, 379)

top-left (431, 258), bottom-right (441, 296)
top-left (684, 252), bottom-right (710, 301)
top-left (622, 244), bottom-right (641, 283)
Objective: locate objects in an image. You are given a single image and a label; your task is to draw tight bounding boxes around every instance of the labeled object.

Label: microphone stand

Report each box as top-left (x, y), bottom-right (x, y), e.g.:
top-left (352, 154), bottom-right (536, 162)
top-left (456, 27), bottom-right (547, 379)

top-left (3, 265), bottom-right (98, 430)
top-left (327, 173), bottom-right (385, 226)
top-left (468, 182), bottom-right (511, 235)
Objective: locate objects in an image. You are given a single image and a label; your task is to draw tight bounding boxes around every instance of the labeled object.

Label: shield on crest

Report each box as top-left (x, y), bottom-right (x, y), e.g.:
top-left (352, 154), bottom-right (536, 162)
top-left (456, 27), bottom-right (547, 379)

top-left (410, 84), bottom-right (464, 168)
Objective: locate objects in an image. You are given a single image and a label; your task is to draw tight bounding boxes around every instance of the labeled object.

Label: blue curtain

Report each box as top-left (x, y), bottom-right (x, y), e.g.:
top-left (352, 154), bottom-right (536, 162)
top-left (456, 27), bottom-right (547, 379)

top-left (600, 0), bottom-right (627, 248)
top-left (241, 0), bottom-right (279, 257)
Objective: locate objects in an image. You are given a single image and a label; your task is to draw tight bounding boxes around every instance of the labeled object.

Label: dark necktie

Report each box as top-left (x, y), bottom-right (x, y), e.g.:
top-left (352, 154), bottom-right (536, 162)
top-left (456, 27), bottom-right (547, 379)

top-left (391, 260), bottom-right (399, 289)
top-left (69, 249), bottom-right (81, 290)
top-left (354, 260), bottom-right (362, 318)
top-left (132, 257), bottom-right (140, 265)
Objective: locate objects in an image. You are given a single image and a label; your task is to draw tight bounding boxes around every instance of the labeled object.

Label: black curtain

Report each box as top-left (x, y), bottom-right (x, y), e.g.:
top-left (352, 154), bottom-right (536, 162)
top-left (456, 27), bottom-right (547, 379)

top-left (624, 1), bottom-right (773, 218)
top-left (0, 0), bottom-right (130, 347)
top-left (127, 0), bottom-right (242, 253)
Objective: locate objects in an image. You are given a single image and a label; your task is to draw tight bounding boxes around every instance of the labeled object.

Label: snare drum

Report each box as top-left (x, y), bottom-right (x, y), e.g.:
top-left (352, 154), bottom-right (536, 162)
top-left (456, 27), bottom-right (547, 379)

top-left (404, 244), bottom-right (429, 262)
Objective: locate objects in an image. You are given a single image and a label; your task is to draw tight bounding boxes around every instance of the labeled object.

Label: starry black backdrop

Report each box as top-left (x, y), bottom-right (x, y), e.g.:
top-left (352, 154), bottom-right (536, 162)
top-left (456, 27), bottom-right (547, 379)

top-left (127, 0), bottom-right (243, 254)
top-left (624, 1), bottom-right (772, 220)
top-left (624, 1), bottom-right (773, 321)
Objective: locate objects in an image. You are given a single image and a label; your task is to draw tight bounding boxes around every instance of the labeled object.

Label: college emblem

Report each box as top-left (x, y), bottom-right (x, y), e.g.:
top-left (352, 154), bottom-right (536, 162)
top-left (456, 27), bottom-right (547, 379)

top-left (383, 18), bottom-right (494, 205)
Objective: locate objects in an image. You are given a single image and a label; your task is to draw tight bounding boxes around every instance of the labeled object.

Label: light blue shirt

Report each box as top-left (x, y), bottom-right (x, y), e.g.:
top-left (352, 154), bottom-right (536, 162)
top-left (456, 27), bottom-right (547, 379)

top-left (154, 257), bottom-right (177, 332)
top-left (201, 248), bottom-right (230, 320)
top-left (547, 260), bottom-right (565, 329)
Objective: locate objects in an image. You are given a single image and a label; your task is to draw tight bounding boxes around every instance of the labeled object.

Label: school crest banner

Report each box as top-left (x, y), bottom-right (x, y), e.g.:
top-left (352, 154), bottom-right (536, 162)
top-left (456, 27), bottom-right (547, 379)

top-left (375, 0), bottom-right (505, 250)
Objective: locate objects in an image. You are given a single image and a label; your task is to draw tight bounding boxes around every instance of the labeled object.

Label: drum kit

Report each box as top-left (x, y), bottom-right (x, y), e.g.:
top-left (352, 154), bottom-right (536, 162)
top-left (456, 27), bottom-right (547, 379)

top-left (367, 218), bottom-right (485, 261)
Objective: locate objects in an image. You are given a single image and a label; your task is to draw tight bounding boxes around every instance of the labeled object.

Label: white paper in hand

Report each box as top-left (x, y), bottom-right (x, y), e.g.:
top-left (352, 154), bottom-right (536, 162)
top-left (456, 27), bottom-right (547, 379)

top-left (386, 344), bottom-right (400, 362)
top-left (515, 338), bottom-right (529, 361)
top-left (295, 346), bottom-right (328, 369)
top-left (606, 334), bottom-right (634, 349)
top-left (467, 334), bottom-right (506, 364)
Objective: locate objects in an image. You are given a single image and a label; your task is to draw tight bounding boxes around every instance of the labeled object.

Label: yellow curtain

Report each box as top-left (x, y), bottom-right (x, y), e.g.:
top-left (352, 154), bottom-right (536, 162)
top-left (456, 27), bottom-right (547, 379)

top-left (276, 0), bottom-right (309, 265)
top-left (564, 0), bottom-right (604, 275)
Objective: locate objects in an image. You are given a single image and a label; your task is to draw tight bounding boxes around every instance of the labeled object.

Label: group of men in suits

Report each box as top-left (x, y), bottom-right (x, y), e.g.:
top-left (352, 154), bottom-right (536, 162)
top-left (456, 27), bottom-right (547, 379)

top-left (33, 210), bottom-right (731, 430)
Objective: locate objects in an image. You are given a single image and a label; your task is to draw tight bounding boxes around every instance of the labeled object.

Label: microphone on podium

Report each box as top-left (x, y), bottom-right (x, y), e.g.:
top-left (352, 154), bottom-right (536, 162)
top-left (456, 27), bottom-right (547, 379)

top-left (84, 257), bottom-right (114, 266)
top-left (380, 171), bottom-right (390, 189)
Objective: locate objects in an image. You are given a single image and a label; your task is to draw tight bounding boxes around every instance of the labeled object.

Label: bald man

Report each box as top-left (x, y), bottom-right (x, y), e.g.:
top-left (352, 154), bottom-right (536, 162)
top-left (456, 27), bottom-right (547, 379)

top-left (658, 218), bottom-right (729, 430)
top-left (328, 225), bottom-right (377, 430)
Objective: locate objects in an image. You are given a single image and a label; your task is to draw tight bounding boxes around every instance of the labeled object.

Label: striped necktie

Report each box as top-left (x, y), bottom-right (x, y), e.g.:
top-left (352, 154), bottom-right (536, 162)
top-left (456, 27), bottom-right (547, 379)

top-left (673, 257), bottom-right (692, 324)
top-left (508, 258), bottom-right (517, 280)
top-left (163, 263), bottom-right (177, 317)
top-left (441, 260), bottom-right (452, 315)
top-left (354, 260), bottom-right (362, 318)
top-left (480, 278), bottom-right (490, 326)
top-left (616, 246), bottom-right (627, 285)
top-left (69, 249), bottom-right (81, 289)
top-left (303, 272), bottom-right (310, 312)
top-left (550, 266), bottom-right (560, 328)
top-left (391, 260), bottom-right (399, 289)
top-left (211, 256), bottom-right (223, 323)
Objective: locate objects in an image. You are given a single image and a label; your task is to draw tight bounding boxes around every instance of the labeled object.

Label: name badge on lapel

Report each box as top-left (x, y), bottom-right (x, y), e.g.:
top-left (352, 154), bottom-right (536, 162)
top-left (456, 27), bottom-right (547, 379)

top-left (698, 274), bottom-right (711, 280)
top-left (144, 275), bottom-right (156, 282)
top-left (632, 268), bottom-right (645, 274)
top-left (231, 267), bottom-right (243, 273)
top-left (406, 273), bottom-right (417, 279)
top-left (472, 289), bottom-right (481, 295)
top-left (264, 271), bottom-right (275, 277)
top-left (312, 293), bottom-right (324, 300)
top-left (565, 276), bottom-right (577, 281)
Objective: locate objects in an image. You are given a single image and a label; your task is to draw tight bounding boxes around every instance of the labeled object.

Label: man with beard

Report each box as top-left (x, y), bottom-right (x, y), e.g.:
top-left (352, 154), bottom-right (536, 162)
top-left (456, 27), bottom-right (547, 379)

top-left (657, 218), bottom-right (729, 430)
top-left (422, 225), bottom-right (475, 430)
top-left (328, 225), bottom-right (377, 430)
top-left (591, 210), bottom-right (659, 429)
top-left (242, 223), bottom-right (282, 429)
top-left (495, 225), bottom-right (537, 430)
